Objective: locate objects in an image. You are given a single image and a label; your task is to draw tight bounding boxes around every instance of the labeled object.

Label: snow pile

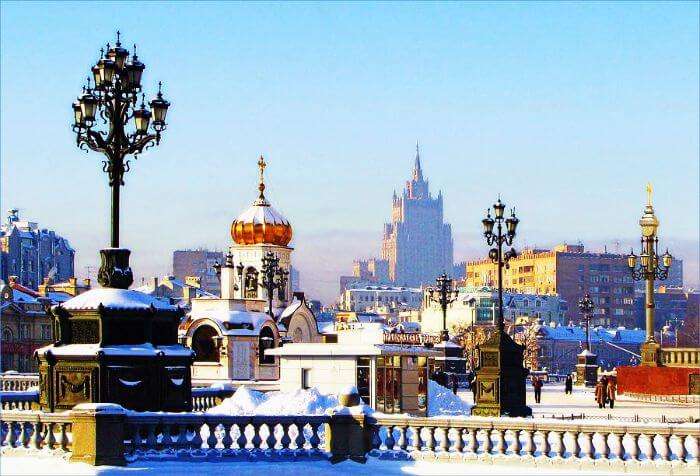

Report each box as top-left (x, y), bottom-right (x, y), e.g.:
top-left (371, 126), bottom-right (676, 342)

top-left (207, 386), bottom-right (338, 416)
top-left (208, 381), bottom-right (471, 417)
top-left (427, 380), bottom-right (471, 416)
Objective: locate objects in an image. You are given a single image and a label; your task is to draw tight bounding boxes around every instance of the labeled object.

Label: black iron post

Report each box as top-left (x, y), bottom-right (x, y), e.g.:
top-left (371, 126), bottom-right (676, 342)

top-left (72, 31), bottom-right (170, 288)
top-left (427, 273), bottom-right (459, 342)
top-left (481, 198), bottom-right (519, 333)
top-left (577, 293), bottom-right (595, 352)
top-left (260, 252), bottom-right (288, 318)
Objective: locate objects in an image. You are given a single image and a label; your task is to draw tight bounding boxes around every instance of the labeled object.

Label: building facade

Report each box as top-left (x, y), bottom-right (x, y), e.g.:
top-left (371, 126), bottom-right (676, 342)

top-left (420, 286), bottom-right (568, 335)
top-left (339, 284), bottom-right (423, 314)
top-left (379, 145), bottom-right (453, 286)
top-left (172, 249), bottom-right (224, 296)
top-left (465, 244), bottom-right (636, 328)
top-left (633, 286), bottom-right (697, 333)
top-left (0, 209), bottom-right (74, 290)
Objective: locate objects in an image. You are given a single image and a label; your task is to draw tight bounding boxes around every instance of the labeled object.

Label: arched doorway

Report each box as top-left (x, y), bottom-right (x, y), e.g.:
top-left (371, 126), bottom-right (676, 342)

top-left (259, 326), bottom-right (276, 365)
top-left (191, 325), bottom-right (219, 362)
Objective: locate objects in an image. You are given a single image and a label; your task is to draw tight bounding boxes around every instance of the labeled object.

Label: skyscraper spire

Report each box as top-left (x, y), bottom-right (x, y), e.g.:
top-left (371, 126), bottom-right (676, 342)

top-left (413, 140), bottom-right (423, 181)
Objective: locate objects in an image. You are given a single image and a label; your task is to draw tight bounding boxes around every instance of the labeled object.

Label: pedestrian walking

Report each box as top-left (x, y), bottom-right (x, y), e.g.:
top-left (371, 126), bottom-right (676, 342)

top-left (595, 380), bottom-right (606, 408)
top-left (601, 376), bottom-right (609, 407)
top-left (471, 375), bottom-right (478, 402)
top-left (451, 374), bottom-right (459, 395)
top-left (607, 380), bottom-right (617, 409)
top-left (564, 375), bottom-right (573, 394)
top-left (533, 376), bottom-right (543, 404)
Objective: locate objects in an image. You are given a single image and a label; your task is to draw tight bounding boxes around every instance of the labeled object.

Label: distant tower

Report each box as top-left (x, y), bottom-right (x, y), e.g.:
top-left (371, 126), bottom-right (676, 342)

top-left (380, 144), bottom-right (454, 286)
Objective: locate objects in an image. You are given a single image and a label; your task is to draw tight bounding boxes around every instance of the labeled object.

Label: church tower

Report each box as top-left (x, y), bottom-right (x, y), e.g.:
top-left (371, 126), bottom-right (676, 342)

top-left (381, 143), bottom-right (454, 286)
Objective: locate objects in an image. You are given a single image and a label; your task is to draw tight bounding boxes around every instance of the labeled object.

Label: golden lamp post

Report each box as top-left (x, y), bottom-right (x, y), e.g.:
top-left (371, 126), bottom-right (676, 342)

top-left (627, 183), bottom-right (673, 365)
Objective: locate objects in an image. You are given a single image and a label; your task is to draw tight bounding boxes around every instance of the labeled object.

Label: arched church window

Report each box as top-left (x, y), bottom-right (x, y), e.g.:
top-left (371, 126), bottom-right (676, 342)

top-left (245, 267), bottom-right (259, 299)
top-left (259, 326), bottom-right (276, 365)
top-left (2, 327), bottom-right (13, 342)
top-left (191, 325), bottom-right (219, 362)
top-left (293, 327), bottom-right (303, 343)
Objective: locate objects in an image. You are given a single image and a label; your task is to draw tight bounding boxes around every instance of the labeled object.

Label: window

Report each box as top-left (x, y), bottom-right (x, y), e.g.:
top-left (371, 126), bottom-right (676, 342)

top-left (2, 328), bottom-right (13, 342)
top-left (41, 324), bottom-right (51, 341)
top-left (191, 325), bottom-right (220, 362)
top-left (302, 369), bottom-right (311, 390)
top-left (20, 324), bottom-right (30, 340)
top-left (259, 326), bottom-right (276, 365)
top-left (245, 267), bottom-right (259, 298)
top-left (375, 356), bottom-right (401, 414)
top-left (356, 357), bottom-right (371, 404)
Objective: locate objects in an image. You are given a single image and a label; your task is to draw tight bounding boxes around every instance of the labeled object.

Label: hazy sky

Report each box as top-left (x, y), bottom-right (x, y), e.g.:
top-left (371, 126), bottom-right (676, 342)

top-left (2, 2), bottom-right (698, 304)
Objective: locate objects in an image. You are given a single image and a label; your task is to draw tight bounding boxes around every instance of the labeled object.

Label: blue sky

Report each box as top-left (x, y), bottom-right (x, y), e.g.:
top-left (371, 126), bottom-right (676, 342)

top-left (1, 2), bottom-right (698, 303)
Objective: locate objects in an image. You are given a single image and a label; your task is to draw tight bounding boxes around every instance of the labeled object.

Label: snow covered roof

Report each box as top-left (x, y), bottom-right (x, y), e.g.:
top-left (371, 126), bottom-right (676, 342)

top-left (268, 342), bottom-right (440, 357)
top-left (36, 343), bottom-right (193, 358)
top-left (537, 325), bottom-right (646, 345)
top-left (59, 288), bottom-right (178, 311)
top-left (280, 298), bottom-right (303, 320)
top-left (188, 308), bottom-right (277, 336)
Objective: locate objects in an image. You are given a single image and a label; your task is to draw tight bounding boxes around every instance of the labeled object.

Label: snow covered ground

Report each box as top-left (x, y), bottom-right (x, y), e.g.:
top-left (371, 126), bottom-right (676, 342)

top-left (458, 383), bottom-right (700, 420)
top-left (0, 456), bottom-right (653, 476)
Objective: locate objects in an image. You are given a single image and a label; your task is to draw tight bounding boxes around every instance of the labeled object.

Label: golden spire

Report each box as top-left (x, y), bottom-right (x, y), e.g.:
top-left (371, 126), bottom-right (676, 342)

top-left (257, 155), bottom-right (267, 200)
top-left (646, 181), bottom-right (653, 207)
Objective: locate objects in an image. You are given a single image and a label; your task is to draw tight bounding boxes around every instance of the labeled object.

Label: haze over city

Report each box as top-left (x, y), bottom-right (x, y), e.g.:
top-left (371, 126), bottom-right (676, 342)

top-left (2, 2), bottom-right (698, 304)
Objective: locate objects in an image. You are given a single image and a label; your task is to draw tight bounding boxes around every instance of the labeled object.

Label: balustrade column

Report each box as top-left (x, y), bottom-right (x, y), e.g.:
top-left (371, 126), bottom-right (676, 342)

top-left (609, 432), bottom-right (624, 461)
top-left (384, 425), bottom-right (396, 451)
top-left (643, 433), bottom-right (656, 462)
top-left (453, 428), bottom-right (464, 454)
top-left (439, 427), bottom-right (450, 453)
top-left (523, 429), bottom-right (535, 457)
top-left (411, 426), bottom-right (423, 452)
top-left (540, 430), bottom-right (551, 458)
top-left (221, 423), bottom-right (233, 450)
top-left (582, 431), bottom-right (594, 459)
top-left (569, 431), bottom-right (581, 459)
top-left (397, 426), bottom-right (408, 451)
top-left (468, 428), bottom-right (478, 455)
top-left (482, 429), bottom-right (492, 455)
top-left (510, 430), bottom-right (521, 456)
top-left (551, 431), bottom-right (564, 458)
top-left (265, 423), bottom-right (277, 450)
top-left (657, 434), bottom-right (670, 462)
top-left (627, 433), bottom-right (640, 461)
top-left (495, 429), bottom-right (506, 455)
top-left (425, 426), bottom-right (436, 453)
top-left (280, 422), bottom-right (292, 450)
top-left (237, 423), bottom-right (249, 450)
top-left (598, 432), bottom-right (609, 460)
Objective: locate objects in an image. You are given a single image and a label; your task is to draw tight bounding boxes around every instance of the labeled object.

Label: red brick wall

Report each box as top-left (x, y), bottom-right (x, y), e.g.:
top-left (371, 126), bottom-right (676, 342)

top-left (617, 365), bottom-right (699, 395)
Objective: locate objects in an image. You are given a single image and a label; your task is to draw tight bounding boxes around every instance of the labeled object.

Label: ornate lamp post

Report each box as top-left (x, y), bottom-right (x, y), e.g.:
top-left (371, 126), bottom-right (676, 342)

top-left (259, 251), bottom-right (288, 318)
top-left (576, 293), bottom-right (597, 387)
top-left (481, 198), bottom-right (519, 333)
top-left (72, 31), bottom-right (170, 288)
top-left (627, 183), bottom-right (673, 365)
top-left (471, 197), bottom-right (531, 417)
top-left (427, 273), bottom-right (459, 342)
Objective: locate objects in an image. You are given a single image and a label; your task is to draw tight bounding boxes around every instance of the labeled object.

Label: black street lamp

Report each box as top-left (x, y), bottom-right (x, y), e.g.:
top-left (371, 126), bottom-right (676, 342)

top-left (427, 273), bottom-right (459, 342)
top-left (482, 198), bottom-right (519, 333)
top-left (72, 31), bottom-right (170, 288)
top-left (577, 293), bottom-right (595, 352)
top-left (472, 197), bottom-right (530, 418)
top-left (259, 252), bottom-right (289, 318)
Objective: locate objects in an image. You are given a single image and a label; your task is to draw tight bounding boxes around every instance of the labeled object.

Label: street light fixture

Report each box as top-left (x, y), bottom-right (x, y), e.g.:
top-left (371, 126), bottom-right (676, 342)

top-left (627, 184), bottom-right (673, 365)
top-left (427, 273), bottom-right (459, 342)
top-left (72, 31), bottom-right (170, 288)
top-left (577, 293), bottom-right (595, 352)
top-left (260, 252), bottom-right (289, 318)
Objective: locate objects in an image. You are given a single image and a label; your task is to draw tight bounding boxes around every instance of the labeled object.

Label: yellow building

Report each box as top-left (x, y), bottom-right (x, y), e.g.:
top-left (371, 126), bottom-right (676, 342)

top-left (465, 244), bottom-right (636, 327)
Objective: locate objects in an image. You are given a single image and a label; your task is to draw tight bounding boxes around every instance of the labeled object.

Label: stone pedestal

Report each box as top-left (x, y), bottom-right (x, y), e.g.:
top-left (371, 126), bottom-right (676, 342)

top-left (575, 350), bottom-right (598, 387)
top-left (325, 388), bottom-right (373, 464)
top-left (641, 341), bottom-right (661, 366)
top-left (471, 330), bottom-right (531, 417)
top-left (69, 403), bottom-right (126, 466)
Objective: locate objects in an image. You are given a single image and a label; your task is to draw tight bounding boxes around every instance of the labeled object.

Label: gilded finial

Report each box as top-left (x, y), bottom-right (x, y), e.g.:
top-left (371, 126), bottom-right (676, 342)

top-left (257, 155), bottom-right (267, 199)
top-left (646, 182), bottom-right (653, 207)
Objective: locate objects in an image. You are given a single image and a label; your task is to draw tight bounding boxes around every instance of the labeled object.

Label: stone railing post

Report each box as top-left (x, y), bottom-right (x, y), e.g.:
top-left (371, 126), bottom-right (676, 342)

top-left (325, 387), bottom-right (373, 464)
top-left (69, 403), bottom-right (126, 466)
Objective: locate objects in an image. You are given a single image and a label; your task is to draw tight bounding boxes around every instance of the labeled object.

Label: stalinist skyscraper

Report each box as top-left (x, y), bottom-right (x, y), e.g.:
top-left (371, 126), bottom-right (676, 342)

top-left (380, 144), bottom-right (454, 286)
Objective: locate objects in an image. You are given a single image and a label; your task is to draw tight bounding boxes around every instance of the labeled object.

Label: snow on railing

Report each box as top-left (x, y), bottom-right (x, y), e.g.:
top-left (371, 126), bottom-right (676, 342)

top-left (0, 410), bottom-right (73, 454)
top-left (0, 373), bottom-right (39, 392)
top-left (124, 413), bottom-right (328, 458)
top-left (0, 390), bottom-right (40, 410)
top-left (367, 415), bottom-right (700, 466)
top-left (190, 387), bottom-right (236, 412)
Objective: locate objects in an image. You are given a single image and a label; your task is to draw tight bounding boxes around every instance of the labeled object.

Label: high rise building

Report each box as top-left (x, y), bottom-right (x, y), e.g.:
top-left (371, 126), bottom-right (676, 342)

top-left (380, 144), bottom-right (454, 286)
top-left (172, 248), bottom-right (223, 295)
top-left (0, 209), bottom-right (74, 290)
top-left (465, 244), bottom-right (636, 327)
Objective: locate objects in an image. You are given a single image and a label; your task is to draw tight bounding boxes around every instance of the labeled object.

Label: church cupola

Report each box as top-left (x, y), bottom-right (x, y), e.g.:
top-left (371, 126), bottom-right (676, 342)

top-left (231, 156), bottom-right (293, 247)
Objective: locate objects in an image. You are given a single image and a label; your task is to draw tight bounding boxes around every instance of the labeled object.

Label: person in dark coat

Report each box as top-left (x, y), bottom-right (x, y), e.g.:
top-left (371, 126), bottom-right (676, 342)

top-left (564, 375), bottom-right (573, 394)
top-left (450, 373), bottom-right (459, 395)
top-left (470, 375), bottom-right (478, 402)
top-left (533, 377), bottom-right (543, 403)
top-left (607, 381), bottom-right (617, 409)
top-left (595, 380), bottom-right (606, 408)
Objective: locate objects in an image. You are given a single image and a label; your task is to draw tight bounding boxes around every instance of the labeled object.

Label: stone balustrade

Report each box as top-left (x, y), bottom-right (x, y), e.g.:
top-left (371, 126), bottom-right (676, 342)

top-left (190, 387), bottom-right (236, 412)
top-left (125, 413), bottom-right (328, 456)
top-left (0, 373), bottom-right (39, 392)
top-left (367, 415), bottom-right (700, 470)
top-left (0, 410), bottom-right (73, 454)
top-left (661, 348), bottom-right (700, 368)
top-left (0, 390), bottom-right (39, 410)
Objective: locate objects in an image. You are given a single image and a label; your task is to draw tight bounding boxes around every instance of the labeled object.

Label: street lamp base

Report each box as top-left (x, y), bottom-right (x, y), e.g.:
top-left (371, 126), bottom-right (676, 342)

top-left (97, 248), bottom-right (134, 289)
top-left (575, 350), bottom-right (598, 387)
top-left (440, 329), bottom-right (450, 342)
top-left (641, 341), bottom-right (662, 366)
top-left (471, 329), bottom-right (532, 418)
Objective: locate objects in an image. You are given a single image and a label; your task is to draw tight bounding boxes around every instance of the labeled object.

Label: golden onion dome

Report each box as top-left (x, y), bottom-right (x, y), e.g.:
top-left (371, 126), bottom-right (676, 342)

top-left (231, 156), bottom-right (293, 246)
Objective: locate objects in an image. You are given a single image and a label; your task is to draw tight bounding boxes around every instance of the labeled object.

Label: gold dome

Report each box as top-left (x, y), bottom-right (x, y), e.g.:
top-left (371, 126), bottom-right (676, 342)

top-left (231, 156), bottom-right (293, 247)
